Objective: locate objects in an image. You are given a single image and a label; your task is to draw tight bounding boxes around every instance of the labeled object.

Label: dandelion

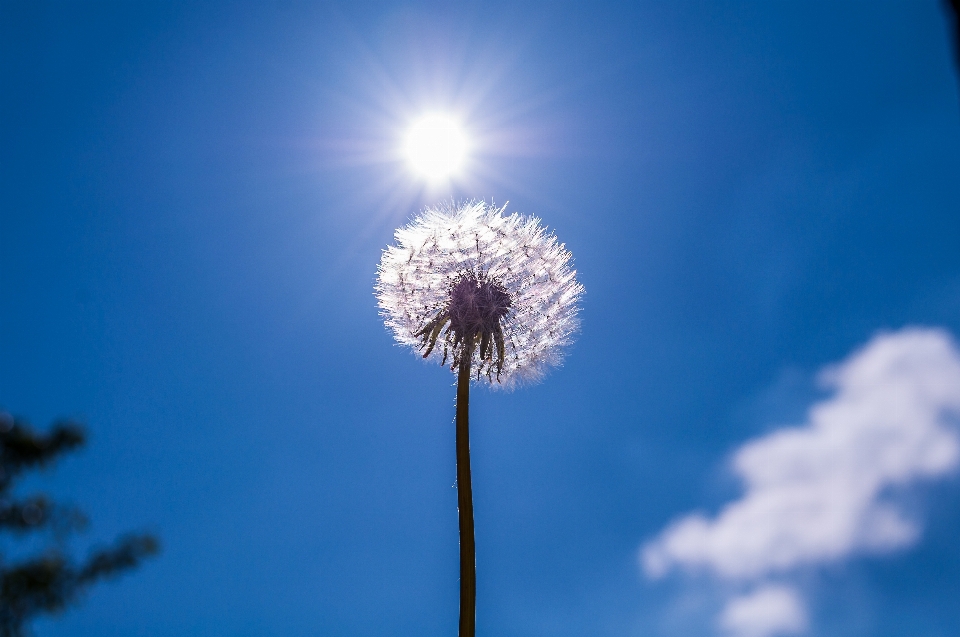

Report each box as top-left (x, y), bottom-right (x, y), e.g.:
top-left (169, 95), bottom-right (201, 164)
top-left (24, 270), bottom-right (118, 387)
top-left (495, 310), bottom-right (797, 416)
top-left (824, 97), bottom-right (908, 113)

top-left (376, 201), bottom-right (583, 637)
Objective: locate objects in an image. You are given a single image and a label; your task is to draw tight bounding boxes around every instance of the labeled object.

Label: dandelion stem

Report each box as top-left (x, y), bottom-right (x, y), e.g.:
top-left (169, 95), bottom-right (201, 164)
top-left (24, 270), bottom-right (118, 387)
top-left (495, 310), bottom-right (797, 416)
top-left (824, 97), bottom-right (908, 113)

top-left (456, 338), bottom-right (476, 637)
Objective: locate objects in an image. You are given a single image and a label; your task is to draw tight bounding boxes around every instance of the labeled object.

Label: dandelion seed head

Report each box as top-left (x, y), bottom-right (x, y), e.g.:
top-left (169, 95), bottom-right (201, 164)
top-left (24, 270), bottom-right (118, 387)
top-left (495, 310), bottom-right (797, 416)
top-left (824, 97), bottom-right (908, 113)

top-left (376, 200), bottom-right (583, 388)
